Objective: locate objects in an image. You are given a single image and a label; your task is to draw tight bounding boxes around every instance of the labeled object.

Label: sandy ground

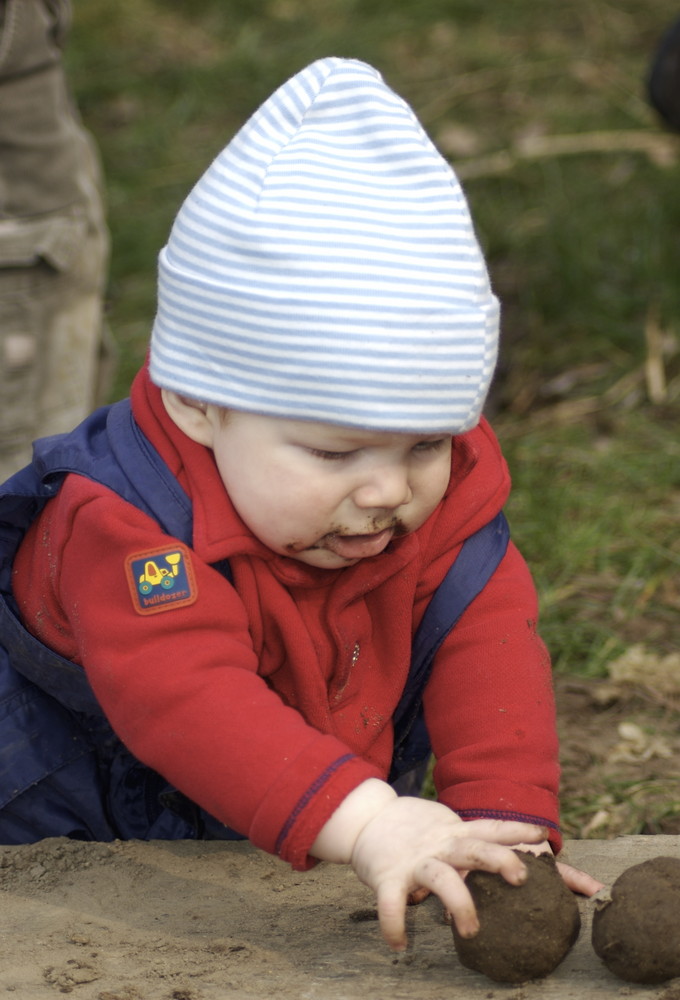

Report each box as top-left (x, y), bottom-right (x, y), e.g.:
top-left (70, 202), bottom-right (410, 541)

top-left (2, 834), bottom-right (680, 1000)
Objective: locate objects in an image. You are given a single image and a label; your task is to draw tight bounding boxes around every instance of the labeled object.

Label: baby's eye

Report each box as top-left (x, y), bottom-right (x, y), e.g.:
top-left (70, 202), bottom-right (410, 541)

top-left (412, 438), bottom-right (447, 454)
top-left (307, 447), bottom-right (355, 461)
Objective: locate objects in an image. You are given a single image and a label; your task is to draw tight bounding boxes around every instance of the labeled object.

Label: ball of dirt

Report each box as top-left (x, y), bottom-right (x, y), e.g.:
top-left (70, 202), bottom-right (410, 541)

top-left (591, 856), bottom-right (680, 984)
top-left (451, 851), bottom-right (581, 983)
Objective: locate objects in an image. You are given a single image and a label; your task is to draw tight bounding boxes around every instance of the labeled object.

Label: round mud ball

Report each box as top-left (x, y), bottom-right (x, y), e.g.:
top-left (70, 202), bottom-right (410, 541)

top-left (592, 856), bottom-right (680, 984)
top-left (451, 851), bottom-right (581, 984)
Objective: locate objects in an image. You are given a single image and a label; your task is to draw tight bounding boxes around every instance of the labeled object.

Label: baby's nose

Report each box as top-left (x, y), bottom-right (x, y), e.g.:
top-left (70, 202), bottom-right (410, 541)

top-left (352, 464), bottom-right (413, 510)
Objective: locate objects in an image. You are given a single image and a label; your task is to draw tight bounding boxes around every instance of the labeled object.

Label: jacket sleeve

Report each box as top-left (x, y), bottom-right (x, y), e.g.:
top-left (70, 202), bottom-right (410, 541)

top-left (423, 540), bottom-right (562, 851)
top-left (13, 477), bottom-right (381, 868)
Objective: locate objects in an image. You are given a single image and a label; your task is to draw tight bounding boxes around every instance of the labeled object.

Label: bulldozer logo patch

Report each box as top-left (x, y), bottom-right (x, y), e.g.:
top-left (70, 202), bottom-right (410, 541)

top-left (125, 545), bottom-right (197, 615)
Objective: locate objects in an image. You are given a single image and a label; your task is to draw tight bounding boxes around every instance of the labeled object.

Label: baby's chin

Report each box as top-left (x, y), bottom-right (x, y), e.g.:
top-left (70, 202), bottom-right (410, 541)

top-left (284, 545), bottom-right (362, 569)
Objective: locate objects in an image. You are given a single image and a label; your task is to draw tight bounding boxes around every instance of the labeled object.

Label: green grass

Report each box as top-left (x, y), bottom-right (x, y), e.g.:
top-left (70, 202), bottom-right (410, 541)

top-left (66, 0), bottom-right (680, 685)
top-left (560, 770), bottom-right (680, 840)
top-left (499, 409), bottom-right (680, 675)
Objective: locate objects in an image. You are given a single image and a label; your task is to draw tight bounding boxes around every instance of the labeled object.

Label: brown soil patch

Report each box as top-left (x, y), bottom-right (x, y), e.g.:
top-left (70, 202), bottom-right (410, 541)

top-left (556, 666), bottom-right (680, 839)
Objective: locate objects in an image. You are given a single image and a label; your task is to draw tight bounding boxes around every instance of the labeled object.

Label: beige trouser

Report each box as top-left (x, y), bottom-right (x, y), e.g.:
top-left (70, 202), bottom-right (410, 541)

top-left (0, 0), bottom-right (112, 481)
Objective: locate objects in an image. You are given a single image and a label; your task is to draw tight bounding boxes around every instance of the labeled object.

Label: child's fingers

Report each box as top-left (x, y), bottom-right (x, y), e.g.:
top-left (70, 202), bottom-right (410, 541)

top-left (456, 820), bottom-right (548, 846)
top-left (447, 839), bottom-right (529, 887)
top-left (411, 857), bottom-right (480, 938)
top-left (374, 879), bottom-right (409, 951)
top-left (556, 861), bottom-right (605, 897)
top-left (375, 857), bottom-right (483, 950)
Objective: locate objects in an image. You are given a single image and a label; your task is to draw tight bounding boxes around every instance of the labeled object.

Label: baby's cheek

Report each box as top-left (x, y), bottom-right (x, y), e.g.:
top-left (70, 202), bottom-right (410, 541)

top-left (417, 484), bottom-right (448, 525)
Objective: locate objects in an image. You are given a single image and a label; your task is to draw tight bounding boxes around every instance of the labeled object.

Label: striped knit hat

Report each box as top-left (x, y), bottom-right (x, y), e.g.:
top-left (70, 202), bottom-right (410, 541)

top-left (150, 57), bottom-right (499, 433)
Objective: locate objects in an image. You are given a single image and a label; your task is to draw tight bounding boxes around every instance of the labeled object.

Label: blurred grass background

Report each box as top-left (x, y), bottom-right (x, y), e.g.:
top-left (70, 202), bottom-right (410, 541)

top-left (65, 0), bottom-right (679, 686)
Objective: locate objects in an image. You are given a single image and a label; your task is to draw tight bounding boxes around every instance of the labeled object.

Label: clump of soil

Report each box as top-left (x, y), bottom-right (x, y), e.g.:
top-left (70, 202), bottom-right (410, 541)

top-left (592, 856), bottom-right (680, 983)
top-left (451, 851), bottom-right (581, 983)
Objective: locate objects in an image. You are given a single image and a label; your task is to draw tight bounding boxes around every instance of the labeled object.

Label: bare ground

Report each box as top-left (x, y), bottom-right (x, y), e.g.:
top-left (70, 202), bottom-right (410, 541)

top-left (557, 654), bottom-right (680, 839)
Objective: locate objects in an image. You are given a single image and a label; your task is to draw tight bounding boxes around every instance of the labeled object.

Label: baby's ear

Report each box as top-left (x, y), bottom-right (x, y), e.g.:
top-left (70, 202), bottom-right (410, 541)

top-left (161, 389), bottom-right (214, 447)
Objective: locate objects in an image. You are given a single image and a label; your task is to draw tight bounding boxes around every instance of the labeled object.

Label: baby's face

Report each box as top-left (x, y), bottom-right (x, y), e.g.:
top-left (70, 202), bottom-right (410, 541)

top-left (207, 410), bottom-right (452, 568)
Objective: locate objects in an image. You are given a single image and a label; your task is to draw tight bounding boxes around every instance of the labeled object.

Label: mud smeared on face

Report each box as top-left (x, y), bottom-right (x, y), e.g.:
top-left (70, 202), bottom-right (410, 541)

top-left (285, 517), bottom-right (409, 557)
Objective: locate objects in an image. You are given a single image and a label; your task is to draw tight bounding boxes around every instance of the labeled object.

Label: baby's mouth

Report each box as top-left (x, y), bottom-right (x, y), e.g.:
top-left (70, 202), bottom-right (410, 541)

top-left (322, 527), bottom-right (394, 560)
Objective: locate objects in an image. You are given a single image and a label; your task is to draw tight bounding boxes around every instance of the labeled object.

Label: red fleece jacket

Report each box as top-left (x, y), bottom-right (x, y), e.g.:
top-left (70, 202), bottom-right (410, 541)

top-left (12, 369), bottom-right (561, 866)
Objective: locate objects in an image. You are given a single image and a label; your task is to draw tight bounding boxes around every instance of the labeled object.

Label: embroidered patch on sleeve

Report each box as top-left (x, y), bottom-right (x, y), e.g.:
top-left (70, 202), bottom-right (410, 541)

top-left (125, 544), bottom-right (198, 616)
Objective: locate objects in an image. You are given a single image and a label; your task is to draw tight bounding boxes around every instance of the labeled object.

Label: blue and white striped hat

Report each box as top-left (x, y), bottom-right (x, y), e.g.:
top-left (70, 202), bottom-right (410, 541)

top-left (150, 57), bottom-right (499, 433)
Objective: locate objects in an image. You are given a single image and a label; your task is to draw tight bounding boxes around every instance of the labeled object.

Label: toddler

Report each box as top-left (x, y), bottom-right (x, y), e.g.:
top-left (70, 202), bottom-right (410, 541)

top-left (0, 58), bottom-right (600, 950)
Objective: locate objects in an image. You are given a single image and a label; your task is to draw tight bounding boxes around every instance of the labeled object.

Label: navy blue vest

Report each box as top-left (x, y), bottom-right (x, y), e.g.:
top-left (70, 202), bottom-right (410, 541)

top-left (0, 400), bottom-right (509, 843)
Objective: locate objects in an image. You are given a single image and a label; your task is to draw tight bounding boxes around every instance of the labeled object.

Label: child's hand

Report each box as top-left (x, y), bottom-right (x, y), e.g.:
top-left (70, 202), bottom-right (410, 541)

top-left (350, 796), bottom-right (545, 950)
top-left (310, 779), bottom-right (547, 952)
